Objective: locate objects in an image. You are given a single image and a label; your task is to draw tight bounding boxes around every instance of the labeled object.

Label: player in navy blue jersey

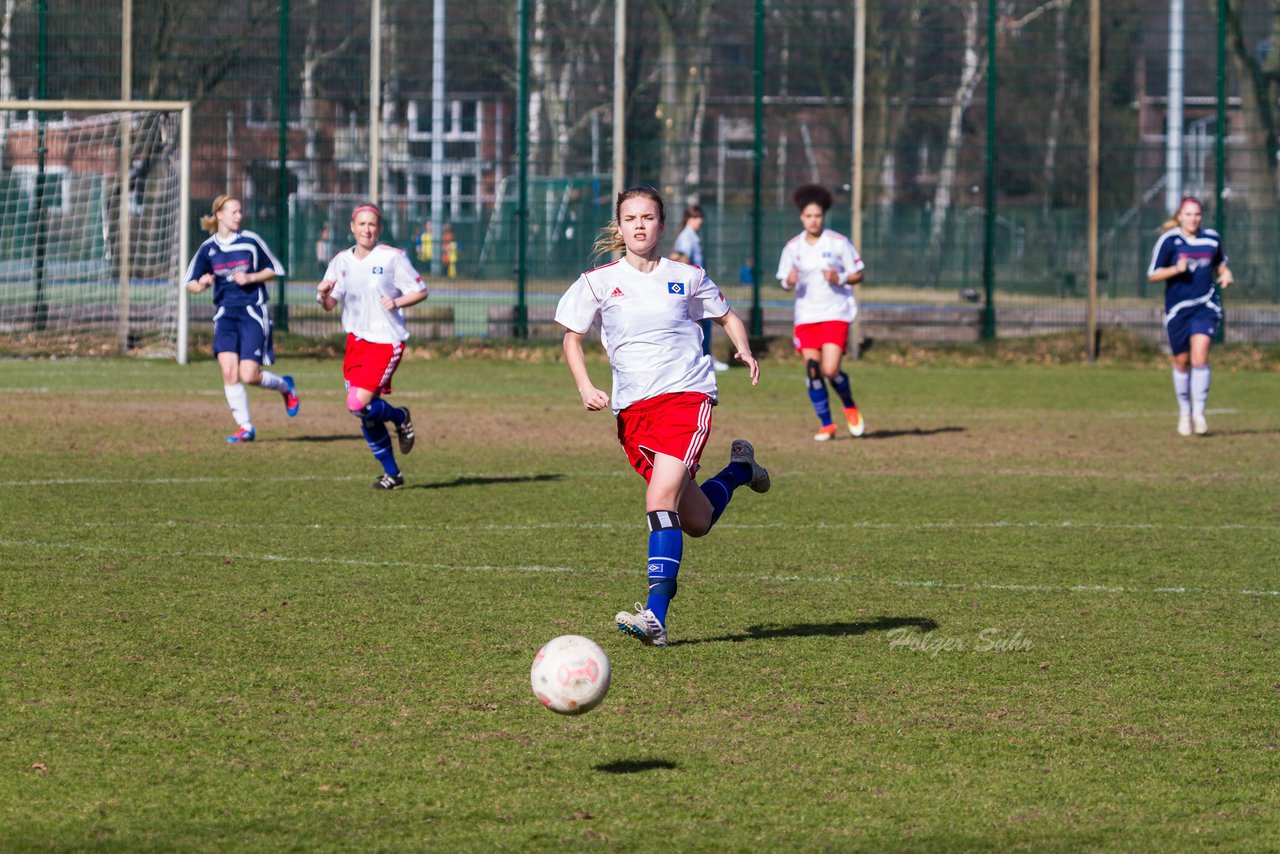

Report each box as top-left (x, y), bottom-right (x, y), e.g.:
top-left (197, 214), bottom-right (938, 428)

top-left (1146, 197), bottom-right (1234, 436)
top-left (185, 195), bottom-right (300, 443)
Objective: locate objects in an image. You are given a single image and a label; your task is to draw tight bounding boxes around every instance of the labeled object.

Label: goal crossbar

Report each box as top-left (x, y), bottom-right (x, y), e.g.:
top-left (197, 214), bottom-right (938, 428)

top-left (0, 99), bottom-right (192, 361)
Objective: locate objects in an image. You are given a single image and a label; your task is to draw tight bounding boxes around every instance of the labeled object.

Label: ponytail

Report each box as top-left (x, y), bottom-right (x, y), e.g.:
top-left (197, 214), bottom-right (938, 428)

top-left (200, 194), bottom-right (235, 234)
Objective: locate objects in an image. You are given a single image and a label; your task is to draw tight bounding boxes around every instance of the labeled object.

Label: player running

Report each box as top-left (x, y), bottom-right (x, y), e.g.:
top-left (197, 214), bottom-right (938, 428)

top-left (317, 203), bottom-right (428, 489)
top-left (556, 186), bottom-right (770, 648)
top-left (775, 184), bottom-right (867, 441)
top-left (185, 195), bottom-right (299, 443)
top-left (1147, 196), bottom-right (1234, 436)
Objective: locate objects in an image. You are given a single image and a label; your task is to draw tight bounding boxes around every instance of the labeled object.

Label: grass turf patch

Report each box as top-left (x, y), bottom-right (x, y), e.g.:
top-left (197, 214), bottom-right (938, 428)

top-left (0, 354), bottom-right (1276, 851)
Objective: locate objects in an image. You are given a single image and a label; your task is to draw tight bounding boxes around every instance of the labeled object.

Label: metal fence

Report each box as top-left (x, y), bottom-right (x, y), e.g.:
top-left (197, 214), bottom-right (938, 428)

top-left (3, 0), bottom-right (1278, 352)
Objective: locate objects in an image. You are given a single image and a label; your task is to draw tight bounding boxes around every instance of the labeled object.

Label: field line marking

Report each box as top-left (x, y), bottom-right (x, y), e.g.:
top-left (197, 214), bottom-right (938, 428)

top-left (51, 519), bottom-right (1280, 533)
top-left (754, 574), bottom-right (1280, 598)
top-left (1, 538), bottom-right (1274, 597)
top-left (0, 537), bottom-right (594, 575)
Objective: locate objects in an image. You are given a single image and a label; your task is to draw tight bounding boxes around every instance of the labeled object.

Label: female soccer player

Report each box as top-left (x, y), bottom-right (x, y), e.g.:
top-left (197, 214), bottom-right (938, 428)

top-left (1147, 196), bottom-right (1234, 436)
top-left (775, 184), bottom-right (866, 441)
top-left (317, 203), bottom-right (428, 489)
top-left (185, 195), bottom-right (299, 443)
top-left (555, 186), bottom-right (770, 648)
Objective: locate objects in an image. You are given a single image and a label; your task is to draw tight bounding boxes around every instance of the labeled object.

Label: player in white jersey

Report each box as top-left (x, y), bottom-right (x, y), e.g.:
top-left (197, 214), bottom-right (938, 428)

top-left (184, 194), bottom-right (299, 443)
top-left (775, 184), bottom-right (867, 441)
top-left (317, 203), bottom-right (429, 489)
top-left (556, 186), bottom-right (771, 647)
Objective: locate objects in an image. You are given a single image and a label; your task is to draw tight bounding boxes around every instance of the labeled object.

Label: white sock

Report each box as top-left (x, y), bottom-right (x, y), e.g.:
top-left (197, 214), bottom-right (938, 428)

top-left (1172, 368), bottom-right (1191, 416)
top-left (1190, 366), bottom-right (1210, 416)
top-left (224, 383), bottom-right (252, 429)
top-left (257, 370), bottom-right (289, 393)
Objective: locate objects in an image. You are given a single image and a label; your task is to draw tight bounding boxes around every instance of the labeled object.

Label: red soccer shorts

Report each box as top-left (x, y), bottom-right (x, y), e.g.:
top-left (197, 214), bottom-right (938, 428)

top-left (616, 392), bottom-right (715, 483)
top-left (343, 334), bottom-right (404, 395)
top-left (793, 320), bottom-right (850, 353)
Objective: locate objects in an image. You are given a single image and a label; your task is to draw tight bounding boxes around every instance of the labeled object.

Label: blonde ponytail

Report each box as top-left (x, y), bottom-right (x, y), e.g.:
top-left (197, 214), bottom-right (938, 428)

top-left (199, 194), bottom-right (235, 234)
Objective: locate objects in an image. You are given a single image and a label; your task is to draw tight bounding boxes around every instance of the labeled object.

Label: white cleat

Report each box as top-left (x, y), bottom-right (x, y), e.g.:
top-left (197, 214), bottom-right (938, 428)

top-left (1193, 413), bottom-right (1209, 435)
top-left (1177, 414), bottom-right (1192, 437)
top-left (615, 603), bottom-right (667, 647)
top-left (729, 438), bottom-right (771, 493)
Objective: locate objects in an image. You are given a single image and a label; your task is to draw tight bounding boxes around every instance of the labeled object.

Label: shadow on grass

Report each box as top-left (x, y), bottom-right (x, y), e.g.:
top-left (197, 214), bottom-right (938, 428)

top-left (861, 426), bottom-right (965, 440)
top-left (593, 758), bottom-right (678, 775)
top-left (409, 473), bottom-right (564, 490)
top-left (670, 615), bottom-right (939, 647)
top-left (1207, 428), bottom-right (1280, 437)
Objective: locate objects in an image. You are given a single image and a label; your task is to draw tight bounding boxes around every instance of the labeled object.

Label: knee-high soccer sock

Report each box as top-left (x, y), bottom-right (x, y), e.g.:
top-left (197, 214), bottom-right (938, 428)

top-left (1172, 368), bottom-right (1192, 416)
top-left (361, 419), bottom-right (400, 476)
top-left (698, 460), bottom-right (753, 529)
top-left (829, 370), bottom-right (857, 410)
top-left (256, 370), bottom-right (290, 393)
top-left (806, 360), bottom-right (833, 426)
top-left (1190, 366), bottom-right (1211, 416)
top-left (364, 397), bottom-right (406, 426)
top-left (645, 510), bottom-right (683, 626)
top-left (223, 383), bottom-right (252, 429)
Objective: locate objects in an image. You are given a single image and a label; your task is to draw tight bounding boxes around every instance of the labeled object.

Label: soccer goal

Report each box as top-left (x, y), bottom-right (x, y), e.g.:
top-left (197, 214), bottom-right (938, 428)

top-left (0, 99), bottom-right (191, 360)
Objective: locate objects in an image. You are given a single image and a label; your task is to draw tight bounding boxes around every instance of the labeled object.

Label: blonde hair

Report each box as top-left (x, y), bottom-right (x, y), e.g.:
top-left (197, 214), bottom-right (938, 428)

top-left (1159, 196), bottom-right (1202, 233)
top-left (199, 194), bottom-right (236, 234)
top-left (590, 186), bottom-right (666, 261)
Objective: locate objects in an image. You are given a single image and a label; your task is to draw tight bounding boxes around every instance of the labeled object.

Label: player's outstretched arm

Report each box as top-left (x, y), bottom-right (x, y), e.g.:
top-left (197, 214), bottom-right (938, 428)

top-left (714, 311), bottom-right (759, 386)
top-left (562, 329), bottom-right (610, 411)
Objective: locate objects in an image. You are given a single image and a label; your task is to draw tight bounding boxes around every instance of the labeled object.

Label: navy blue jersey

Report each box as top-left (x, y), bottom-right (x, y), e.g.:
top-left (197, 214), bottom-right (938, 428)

top-left (1147, 227), bottom-right (1226, 312)
top-left (185, 230), bottom-right (285, 309)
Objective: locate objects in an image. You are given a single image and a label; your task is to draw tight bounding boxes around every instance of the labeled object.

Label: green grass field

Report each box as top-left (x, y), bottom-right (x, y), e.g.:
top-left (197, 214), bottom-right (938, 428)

top-left (1, 348), bottom-right (1277, 851)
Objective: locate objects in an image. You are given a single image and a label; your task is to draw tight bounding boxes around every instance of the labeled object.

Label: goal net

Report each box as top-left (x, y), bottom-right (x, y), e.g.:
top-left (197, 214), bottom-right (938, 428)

top-left (0, 100), bottom-right (190, 359)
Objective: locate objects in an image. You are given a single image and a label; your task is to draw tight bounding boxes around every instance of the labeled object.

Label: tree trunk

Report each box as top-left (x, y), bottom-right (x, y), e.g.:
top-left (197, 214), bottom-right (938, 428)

top-left (925, 0), bottom-right (985, 277)
top-left (652, 0), bottom-right (716, 202)
top-left (1041, 0), bottom-right (1072, 214)
top-left (1221, 0), bottom-right (1280, 206)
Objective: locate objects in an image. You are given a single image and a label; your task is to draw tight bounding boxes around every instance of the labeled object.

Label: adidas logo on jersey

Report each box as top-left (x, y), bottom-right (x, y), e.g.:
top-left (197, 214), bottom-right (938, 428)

top-left (610, 287), bottom-right (625, 298)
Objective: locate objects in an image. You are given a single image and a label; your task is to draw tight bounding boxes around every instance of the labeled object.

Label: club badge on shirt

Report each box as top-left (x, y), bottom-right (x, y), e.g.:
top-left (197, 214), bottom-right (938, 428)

top-left (668, 282), bottom-right (685, 295)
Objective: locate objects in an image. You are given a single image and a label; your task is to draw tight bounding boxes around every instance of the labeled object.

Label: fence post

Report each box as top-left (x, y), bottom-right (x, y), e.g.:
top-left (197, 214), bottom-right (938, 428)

top-left (515, 0), bottom-right (529, 339)
top-left (276, 0), bottom-right (290, 332)
top-left (1213, 0), bottom-right (1226, 343)
top-left (749, 0), bottom-right (764, 337)
top-left (981, 0), bottom-right (997, 340)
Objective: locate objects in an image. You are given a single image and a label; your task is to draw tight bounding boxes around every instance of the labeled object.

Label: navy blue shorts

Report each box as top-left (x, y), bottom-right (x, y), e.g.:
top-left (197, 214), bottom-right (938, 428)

top-left (1164, 300), bottom-right (1220, 355)
top-left (212, 304), bottom-right (274, 364)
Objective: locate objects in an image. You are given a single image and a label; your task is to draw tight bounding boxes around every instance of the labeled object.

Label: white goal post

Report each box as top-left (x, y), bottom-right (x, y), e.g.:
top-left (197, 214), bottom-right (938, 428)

top-left (0, 99), bottom-right (191, 361)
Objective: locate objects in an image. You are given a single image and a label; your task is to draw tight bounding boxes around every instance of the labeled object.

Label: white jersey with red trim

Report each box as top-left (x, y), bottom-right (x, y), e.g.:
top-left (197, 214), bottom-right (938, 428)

top-left (555, 256), bottom-right (730, 413)
top-left (774, 229), bottom-right (864, 325)
top-left (323, 244), bottom-right (427, 343)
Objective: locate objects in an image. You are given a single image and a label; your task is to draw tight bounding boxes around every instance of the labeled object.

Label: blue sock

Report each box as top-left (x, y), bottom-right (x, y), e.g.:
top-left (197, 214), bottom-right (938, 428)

top-left (365, 398), bottom-right (405, 426)
top-left (645, 510), bottom-right (683, 626)
top-left (361, 419), bottom-right (400, 476)
top-left (829, 371), bottom-right (856, 410)
top-left (808, 378), bottom-right (833, 425)
top-left (805, 360), bottom-right (833, 426)
top-left (699, 462), bottom-right (751, 529)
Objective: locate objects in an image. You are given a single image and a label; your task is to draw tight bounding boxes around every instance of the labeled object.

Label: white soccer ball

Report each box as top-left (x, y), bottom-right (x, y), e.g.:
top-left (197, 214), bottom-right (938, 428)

top-left (530, 634), bottom-right (611, 715)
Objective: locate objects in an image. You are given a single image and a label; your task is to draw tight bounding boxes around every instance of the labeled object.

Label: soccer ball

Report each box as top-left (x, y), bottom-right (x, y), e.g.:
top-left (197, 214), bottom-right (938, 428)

top-left (530, 634), bottom-right (611, 715)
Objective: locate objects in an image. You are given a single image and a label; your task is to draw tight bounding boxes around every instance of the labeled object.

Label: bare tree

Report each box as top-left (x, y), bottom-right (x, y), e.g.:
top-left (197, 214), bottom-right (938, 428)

top-left (924, 0), bottom-right (987, 275)
top-left (1221, 0), bottom-right (1280, 206)
top-left (650, 0), bottom-right (717, 202)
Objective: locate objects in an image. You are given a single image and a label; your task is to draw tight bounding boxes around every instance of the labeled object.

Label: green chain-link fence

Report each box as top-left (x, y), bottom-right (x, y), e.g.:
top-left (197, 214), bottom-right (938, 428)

top-left (3, 0), bottom-right (1276, 353)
